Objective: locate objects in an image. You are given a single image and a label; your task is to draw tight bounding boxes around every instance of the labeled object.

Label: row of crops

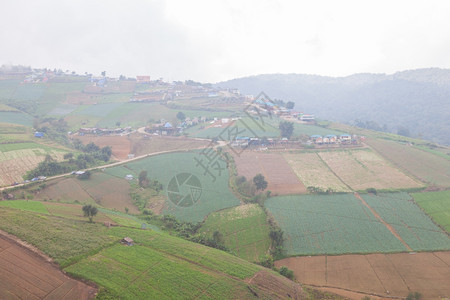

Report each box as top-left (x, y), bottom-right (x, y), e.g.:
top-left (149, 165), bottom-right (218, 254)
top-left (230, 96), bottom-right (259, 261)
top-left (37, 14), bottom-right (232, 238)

top-left (361, 192), bottom-right (450, 251)
top-left (265, 193), bottom-right (450, 256)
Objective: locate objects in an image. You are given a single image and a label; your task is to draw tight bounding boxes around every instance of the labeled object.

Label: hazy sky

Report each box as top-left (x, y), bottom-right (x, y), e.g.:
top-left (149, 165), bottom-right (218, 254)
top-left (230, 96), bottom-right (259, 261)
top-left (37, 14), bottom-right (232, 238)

top-left (1, 0), bottom-right (449, 82)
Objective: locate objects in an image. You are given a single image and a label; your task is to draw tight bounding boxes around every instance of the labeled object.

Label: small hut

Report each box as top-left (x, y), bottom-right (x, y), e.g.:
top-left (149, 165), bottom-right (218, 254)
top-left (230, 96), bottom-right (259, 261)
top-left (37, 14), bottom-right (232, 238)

top-left (121, 237), bottom-right (134, 246)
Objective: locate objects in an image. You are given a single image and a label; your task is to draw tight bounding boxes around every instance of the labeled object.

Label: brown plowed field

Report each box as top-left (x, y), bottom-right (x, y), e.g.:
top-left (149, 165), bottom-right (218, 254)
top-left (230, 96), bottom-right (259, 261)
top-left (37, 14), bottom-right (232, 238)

top-left (232, 151), bottom-right (307, 195)
top-left (76, 135), bottom-right (131, 160)
top-left (0, 234), bottom-right (96, 300)
top-left (276, 252), bottom-right (450, 299)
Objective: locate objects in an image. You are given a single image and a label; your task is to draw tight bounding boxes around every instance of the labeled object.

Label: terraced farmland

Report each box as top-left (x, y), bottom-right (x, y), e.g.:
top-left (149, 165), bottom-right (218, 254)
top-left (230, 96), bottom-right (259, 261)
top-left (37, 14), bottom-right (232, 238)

top-left (0, 145), bottom-right (66, 186)
top-left (283, 152), bottom-right (350, 192)
top-left (412, 190), bottom-right (450, 232)
top-left (233, 151), bottom-right (307, 195)
top-left (200, 204), bottom-right (270, 262)
top-left (318, 149), bottom-right (423, 191)
top-left (105, 151), bottom-right (240, 222)
top-left (361, 192), bottom-right (450, 250)
top-left (265, 193), bottom-right (450, 256)
top-left (366, 137), bottom-right (450, 187)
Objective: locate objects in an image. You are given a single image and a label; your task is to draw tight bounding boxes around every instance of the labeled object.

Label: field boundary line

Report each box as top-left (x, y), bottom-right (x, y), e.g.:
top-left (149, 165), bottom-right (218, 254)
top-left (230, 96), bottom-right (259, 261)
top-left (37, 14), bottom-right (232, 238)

top-left (305, 284), bottom-right (402, 300)
top-left (364, 255), bottom-right (388, 294)
top-left (315, 152), bottom-right (353, 191)
top-left (354, 193), bottom-right (412, 251)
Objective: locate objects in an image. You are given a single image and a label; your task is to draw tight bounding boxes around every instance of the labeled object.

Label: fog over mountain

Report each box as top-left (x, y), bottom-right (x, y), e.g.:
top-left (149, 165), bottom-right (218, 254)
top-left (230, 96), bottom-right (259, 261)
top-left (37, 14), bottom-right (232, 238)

top-left (217, 68), bottom-right (450, 145)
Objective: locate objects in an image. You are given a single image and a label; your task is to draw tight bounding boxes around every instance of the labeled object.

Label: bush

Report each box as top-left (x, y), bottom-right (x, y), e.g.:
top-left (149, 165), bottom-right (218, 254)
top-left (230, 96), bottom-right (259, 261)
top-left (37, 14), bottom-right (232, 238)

top-left (278, 266), bottom-right (294, 280)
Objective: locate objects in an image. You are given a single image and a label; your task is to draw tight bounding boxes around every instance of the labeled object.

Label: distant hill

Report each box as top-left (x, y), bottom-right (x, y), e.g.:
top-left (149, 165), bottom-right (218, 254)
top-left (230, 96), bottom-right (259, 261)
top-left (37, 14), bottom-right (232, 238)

top-left (216, 68), bottom-right (450, 145)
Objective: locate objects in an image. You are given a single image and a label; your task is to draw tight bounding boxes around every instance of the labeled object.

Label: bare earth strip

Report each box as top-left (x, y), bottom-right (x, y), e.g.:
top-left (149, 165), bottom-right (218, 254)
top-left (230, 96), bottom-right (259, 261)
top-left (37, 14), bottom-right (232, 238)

top-left (233, 151), bottom-right (307, 195)
top-left (318, 149), bottom-right (423, 191)
top-left (276, 252), bottom-right (450, 299)
top-left (0, 233), bottom-right (96, 300)
top-left (283, 152), bottom-right (350, 192)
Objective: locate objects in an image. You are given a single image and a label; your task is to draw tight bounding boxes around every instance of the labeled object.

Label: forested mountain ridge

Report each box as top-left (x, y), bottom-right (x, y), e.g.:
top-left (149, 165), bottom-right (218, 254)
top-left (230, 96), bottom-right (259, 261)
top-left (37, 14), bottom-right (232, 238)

top-left (216, 68), bottom-right (450, 145)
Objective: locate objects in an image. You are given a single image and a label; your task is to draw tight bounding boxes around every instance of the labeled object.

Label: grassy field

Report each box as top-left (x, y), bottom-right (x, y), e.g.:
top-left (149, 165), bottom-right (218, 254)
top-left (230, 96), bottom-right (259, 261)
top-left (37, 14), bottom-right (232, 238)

top-left (411, 191), bottom-right (450, 232)
top-left (318, 148), bottom-right (423, 191)
top-left (105, 151), bottom-right (240, 222)
top-left (0, 111), bottom-right (33, 126)
top-left (0, 204), bottom-right (309, 299)
top-left (283, 152), bottom-right (350, 192)
top-left (0, 200), bottom-right (49, 214)
top-left (200, 204), bottom-right (270, 262)
top-left (0, 207), bottom-right (116, 267)
top-left (265, 194), bottom-right (407, 255)
top-left (366, 137), bottom-right (450, 187)
top-left (361, 192), bottom-right (450, 251)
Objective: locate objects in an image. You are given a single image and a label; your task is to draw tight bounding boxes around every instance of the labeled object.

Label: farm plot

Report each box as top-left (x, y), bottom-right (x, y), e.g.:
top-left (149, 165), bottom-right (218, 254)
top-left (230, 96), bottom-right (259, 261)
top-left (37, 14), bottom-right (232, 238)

top-left (361, 193), bottom-right (450, 251)
top-left (0, 234), bottom-right (96, 300)
top-left (366, 137), bottom-right (450, 187)
top-left (318, 149), bottom-right (423, 191)
top-left (283, 152), bottom-right (350, 192)
top-left (276, 252), bottom-right (450, 299)
top-left (412, 191), bottom-right (450, 232)
top-left (34, 173), bottom-right (138, 214)
top-left (76, 134), bottom-right (131, 160)
top-left (105, 151), bottom-right (240, 222)
top-left (265, 194), bottom-right (407, 255)
top-left (0, 146), bottom-right (66, 186)
top-left (129, 135), bottom-right (209, 157)
top-left (0, 111), bottom-right (33, 126)
top-left (200, 204), bottom-right (270, 262)
top-left (233, 151), bottom-right (307, 195)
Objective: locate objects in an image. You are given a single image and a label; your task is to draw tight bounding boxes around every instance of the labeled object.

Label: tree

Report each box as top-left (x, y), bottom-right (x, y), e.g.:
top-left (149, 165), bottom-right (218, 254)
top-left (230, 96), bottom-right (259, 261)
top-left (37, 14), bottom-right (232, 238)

top-left (286, 101), bottom-right (295, 109)
top-left (279, 121), bottom-right (294, 139)
top-left (101, 71), bottom-right (106, 77)
top-left (139, 170), bottom-right (148, 187)
top-left (115, 121), bottom-right (121, 127)
top-left (63, 152), bottom-right (74, 160)
top-left (212, 230), bottom-right (224, 245)
top-left (176, 111), bottom-right (186, 121)
top-left (253, 174), bottom-right (268, 191)
top-left (82, 204), bottom-right (98, 222)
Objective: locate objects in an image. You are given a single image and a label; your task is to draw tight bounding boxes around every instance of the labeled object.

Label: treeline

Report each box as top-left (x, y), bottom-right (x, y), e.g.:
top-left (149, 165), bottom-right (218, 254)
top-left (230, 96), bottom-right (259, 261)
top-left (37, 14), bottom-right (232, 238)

top-left (139, 212), bottom-right (228, 251)
top-left (25, 141), bottom-right (111, 179)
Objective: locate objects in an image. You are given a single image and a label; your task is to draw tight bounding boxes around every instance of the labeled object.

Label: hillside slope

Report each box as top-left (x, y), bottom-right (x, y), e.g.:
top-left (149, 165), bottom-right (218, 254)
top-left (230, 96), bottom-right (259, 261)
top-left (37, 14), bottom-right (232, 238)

top-left (0, 206), bottom-right (327, 299)
top-left (216, 68), bottom-right (450, 145)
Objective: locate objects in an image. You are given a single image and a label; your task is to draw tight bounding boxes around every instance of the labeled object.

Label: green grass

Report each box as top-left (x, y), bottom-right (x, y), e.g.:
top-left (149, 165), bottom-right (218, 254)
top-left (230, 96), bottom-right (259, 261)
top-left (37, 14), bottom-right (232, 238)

top-left (0, 207), bottom-right (116, 266)
top-left (66, 226), bottom-right (264, 299)
top-left (0, 142), bottom-right (66, 152)
top-left (200, 204), bottom-right (270, 262)
top-left (0, 111), bottom-right (33, 126)
top-left (104, 151), bottom-right (240, 222)
top-left (292, 122), bottom-right (344, 137)
top-left (411, 191), bottom-right (450, 233)
top-left (0, 200), bottom-right (49, 214)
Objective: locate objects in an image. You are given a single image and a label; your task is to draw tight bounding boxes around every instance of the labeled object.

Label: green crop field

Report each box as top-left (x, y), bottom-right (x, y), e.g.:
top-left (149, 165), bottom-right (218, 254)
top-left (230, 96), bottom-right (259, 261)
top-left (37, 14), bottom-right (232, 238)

top-left (266, 194), bottom-right (407, 255)
top-left (0, 111), bottom-right (33, 126)
top-left (105, 151), bottom-right (240, 222)
top-left (0, 207), bottom-right (116, 266)
top-left (0, 204), bottom-right (301, 300)
top-left (200, 204), bottom-right (270, 262)
top-left (361, 193), bottom-right (450, 251)
top-left (66, 227), bottom-right (263, 299)
top-left (73, 102), bottom-right (123, 117)
top-left (0, 200), bottom-right (49, 214)
top-left (411, 191), bottom-right (450, 232)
